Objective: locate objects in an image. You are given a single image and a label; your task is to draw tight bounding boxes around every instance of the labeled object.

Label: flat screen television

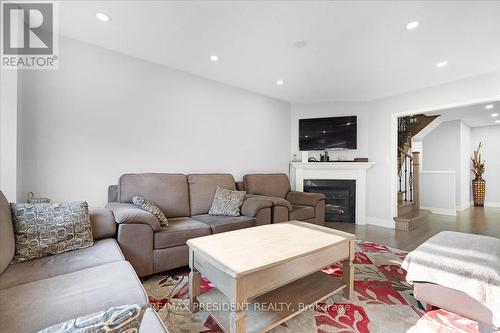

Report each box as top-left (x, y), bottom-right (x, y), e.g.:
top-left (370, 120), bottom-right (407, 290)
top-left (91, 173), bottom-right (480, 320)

top-left (299, 116), bottom-right (357, 151)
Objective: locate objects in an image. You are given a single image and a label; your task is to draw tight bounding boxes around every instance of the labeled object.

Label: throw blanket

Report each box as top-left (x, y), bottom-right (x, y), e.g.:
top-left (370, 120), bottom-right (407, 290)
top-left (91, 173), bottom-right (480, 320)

top-left (402, 231), bottom-right (500, 327)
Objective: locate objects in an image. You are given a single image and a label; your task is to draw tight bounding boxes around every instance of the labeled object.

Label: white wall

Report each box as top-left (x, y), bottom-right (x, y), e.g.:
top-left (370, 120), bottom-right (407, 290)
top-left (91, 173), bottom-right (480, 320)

top-left (460, 121), bottom-right (471, 209)
top-left (0, 70), bottom-right (18, 202)
top-left (421, 120), bottom-right (471, 210)
top-left (17, 37), bottom-right (291, 206)
top-left (471, 125), bottom-right (500, 205)
top-left (420, 171), bottom-right (456, 215)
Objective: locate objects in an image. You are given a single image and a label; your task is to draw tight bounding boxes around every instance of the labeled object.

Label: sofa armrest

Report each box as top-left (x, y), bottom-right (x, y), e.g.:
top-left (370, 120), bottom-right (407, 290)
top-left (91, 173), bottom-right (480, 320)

top-left (89, 207), bottom-right (116, 240)
top-left (246, 194), bottom-right (293, 210)
top-left (241, 197), bottom-right (273, 217)
top-left (286, 191), bottom-right (325, 206)
top-left (106, 202), bottom-right (161, 232)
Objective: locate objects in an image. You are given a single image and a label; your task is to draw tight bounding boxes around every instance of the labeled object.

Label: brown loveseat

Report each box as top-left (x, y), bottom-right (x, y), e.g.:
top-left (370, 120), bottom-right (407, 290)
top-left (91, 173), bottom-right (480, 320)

top-left (242, 173), bottom-right (326, 225)
top-left (107, 173), bottom-right (273, 277)
top-left (0, 191), bottom-right (168, 333)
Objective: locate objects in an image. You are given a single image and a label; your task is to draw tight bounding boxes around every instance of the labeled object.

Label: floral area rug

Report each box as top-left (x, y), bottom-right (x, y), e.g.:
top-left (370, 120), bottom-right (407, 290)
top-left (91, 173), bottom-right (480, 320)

top-left (143, 241), bottom-right (480, 333)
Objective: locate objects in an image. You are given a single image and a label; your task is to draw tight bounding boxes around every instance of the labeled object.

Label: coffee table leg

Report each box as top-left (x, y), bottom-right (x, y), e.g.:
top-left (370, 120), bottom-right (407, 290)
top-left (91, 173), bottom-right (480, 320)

top-left (230, 281), bottom-right (247, 333)
top-left (189, 248), bottom-right (200, 313)
top-left (342, 239), bottom-right (355, 300)
top-left (230, 309), bottom-right (246, 333)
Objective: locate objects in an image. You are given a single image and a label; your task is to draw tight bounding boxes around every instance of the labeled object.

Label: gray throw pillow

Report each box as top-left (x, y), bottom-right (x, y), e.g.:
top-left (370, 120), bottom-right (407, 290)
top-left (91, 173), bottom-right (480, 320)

top-left (209, 186), bottom-right (246, 216)
top-left (10, 201), bottom-right (94, 263)
top-left (132, 196), bottom-right (168, 226)
top-left (37, 304), bottom-right (146, 333)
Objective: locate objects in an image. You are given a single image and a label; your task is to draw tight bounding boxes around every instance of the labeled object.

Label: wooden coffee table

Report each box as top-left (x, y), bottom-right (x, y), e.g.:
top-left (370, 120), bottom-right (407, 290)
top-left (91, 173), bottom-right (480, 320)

top-left (187, 221), bottom-right (356, 333)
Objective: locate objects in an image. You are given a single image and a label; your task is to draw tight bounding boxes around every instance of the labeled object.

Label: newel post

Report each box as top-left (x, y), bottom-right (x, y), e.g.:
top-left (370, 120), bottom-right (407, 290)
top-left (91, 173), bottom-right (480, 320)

top-left (412, 152), bottom-right (420, 211)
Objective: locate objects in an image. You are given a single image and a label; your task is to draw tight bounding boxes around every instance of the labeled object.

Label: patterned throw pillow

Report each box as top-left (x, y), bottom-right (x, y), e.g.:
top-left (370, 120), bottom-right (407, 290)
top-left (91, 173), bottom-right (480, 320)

top-left (132, 196), bottom-right (168, 226)
top-left (37, 304), bottom-right (146, 333)
top-left (10, 201), bottom-right (94, 263)
top-left (208, 187), bottom-right (246, 217)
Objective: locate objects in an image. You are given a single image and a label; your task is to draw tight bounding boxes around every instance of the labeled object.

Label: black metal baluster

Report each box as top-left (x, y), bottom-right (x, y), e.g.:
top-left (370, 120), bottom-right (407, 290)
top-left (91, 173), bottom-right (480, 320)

top-left (409, 157), bottom-right (413, 202)
top-left (404, 157), bottom-right (408, 201)
top-left (398, 156), bottom-right (402, 193)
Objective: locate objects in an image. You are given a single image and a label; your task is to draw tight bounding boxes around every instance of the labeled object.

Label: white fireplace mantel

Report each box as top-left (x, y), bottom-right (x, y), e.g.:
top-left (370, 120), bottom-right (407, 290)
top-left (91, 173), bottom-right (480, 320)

top-left (290, 162), bottom-right (375, 225)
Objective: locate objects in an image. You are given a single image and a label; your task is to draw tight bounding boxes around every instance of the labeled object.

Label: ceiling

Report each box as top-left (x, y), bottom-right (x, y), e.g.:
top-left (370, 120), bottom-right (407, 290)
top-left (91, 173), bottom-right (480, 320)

top-left (58, 1), bottom-right (500, 102)
top-left (426, 101), bottom-right (500, 128)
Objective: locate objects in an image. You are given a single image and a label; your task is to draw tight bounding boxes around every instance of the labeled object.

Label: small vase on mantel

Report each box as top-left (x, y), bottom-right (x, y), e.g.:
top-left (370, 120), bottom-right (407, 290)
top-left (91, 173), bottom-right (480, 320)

top-left (471, 142), bottom-right (486, 207)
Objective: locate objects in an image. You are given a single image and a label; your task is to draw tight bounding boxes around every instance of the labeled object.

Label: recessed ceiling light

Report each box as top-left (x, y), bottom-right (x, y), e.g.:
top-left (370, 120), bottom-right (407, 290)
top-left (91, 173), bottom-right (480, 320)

top-left (492, 113), bottom-right (499, 118)
top-left (406, 21), bottom-right (419, 30)
top-left (276, 79), bottom-right (284, 85)
top-left (485, 104), bottom-right (494, 109)
top-left (436, 61), bottom-right (448, 68)
top-left (210, 55), bottom-right (219, 62)
top-left (496, 120), bottom-right (500, 124)
top-left (96, 12), bottom-right (110, 22)
top-left (295, 41), bottom-right (308, 48)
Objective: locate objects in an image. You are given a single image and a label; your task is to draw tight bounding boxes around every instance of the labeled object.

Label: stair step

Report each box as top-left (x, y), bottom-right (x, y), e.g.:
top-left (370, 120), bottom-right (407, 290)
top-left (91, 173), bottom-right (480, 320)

top-left (398, 201), bottom-right (416, 215)
top-left (394, 209), bottom-right (430, 231)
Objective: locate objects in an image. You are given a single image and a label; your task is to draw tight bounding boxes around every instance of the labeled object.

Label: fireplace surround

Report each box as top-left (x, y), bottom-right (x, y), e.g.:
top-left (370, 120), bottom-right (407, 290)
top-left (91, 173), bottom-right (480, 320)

top-left (290, 161), bottom-right (374, 225)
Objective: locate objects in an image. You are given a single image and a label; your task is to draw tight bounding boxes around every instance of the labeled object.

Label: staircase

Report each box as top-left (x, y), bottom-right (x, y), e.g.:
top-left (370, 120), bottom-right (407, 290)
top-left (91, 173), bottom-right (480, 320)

top-left (393, 114), bottom-right (438, 231)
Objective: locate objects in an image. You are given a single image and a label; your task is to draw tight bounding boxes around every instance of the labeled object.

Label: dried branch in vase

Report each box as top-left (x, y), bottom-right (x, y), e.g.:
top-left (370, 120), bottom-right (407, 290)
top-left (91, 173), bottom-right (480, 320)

top-left (471, 142), bottom-right (485, 179)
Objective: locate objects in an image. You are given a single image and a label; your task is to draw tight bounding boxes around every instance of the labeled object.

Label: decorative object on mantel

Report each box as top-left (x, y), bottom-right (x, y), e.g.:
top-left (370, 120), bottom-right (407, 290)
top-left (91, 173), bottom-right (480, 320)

top-left (27, 192), bottom-right (50, 204)
top-left (354, 157), bottom-right (369, 162)
top-left (471, 142), bottom-right (486, 207)
top-left (320, 150), bottom-right (330, 162)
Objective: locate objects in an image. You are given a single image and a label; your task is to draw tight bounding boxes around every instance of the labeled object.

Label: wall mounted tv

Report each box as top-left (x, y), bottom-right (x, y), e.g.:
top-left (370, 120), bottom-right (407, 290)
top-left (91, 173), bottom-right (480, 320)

top-left (299, 116), bottom-right (357, 151)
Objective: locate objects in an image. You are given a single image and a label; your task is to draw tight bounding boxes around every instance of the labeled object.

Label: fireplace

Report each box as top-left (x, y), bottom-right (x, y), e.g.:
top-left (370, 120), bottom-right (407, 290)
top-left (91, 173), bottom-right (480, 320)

top-left (303, 179), bottom-right (356, 223)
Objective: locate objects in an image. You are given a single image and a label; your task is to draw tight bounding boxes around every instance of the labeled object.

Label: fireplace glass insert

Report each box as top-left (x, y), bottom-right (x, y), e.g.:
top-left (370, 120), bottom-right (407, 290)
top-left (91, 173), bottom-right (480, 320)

top-left (303, 179), bottom-right (355, 223)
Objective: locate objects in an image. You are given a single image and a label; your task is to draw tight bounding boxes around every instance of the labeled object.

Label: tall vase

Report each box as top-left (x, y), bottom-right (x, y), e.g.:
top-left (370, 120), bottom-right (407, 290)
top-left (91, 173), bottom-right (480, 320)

top-left (472, 175), bottom-right (485, 207)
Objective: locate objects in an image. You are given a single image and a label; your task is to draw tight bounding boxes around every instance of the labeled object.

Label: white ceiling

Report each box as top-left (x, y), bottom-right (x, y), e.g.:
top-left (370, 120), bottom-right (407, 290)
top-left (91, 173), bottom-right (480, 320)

top-left (58, 1), bottom-right (500, 103)
top-left (426, 101), bottom-right (500, 128)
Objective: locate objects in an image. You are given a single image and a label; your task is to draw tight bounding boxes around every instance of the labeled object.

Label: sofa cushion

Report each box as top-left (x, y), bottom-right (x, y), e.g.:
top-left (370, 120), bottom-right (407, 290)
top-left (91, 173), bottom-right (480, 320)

top-left (139, 308), bottom-right (169, 333)
top-left (38, 304), bottom-right (147, 333)
top-left (154, 217), bottom-right (211, 249)
top-left (246, 194), bottom-right (293, 210)
top-left (243, 173), bottom-right (291, 199)
top-left (0, 238), bottom-right (124, 290)
top-left (192, 214), bottom-right (255, 234)
top-left (10, 201), bottom-right (94, 263)
top-left (119, 174), bottom-right (190, 218)
top-left (89, 207), bottom-right (116, 240)
top-left (0, 191), bottom-right (15, 275)
top-left (0, 261), bottom-right (148, 333)
top-left (289, 204), bottom-right (315, 221)
top-left (208, 187), bottom-right (246, 217)
top-left (188, 174), bottom-right (236, 215)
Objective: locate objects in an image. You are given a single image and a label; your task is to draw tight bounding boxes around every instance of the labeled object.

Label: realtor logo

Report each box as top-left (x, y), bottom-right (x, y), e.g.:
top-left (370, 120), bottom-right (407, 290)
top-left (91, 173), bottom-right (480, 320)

top-left (1, 1), bottom-right (58, 69)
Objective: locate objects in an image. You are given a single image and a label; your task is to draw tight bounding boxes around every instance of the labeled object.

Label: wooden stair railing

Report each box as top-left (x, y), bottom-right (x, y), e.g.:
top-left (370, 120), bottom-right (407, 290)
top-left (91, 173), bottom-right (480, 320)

top-left (395, 114), bottom-right (434, 230)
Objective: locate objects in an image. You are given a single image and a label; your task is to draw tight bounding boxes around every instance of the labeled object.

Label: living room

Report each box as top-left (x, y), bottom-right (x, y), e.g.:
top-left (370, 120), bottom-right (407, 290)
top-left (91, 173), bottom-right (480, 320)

top-left (1, 1), bottom-right (499, 333)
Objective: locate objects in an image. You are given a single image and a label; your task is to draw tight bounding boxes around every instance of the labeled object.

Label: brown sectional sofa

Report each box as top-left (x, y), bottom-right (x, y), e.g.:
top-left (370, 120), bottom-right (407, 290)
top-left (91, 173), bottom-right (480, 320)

top-left (242, 173), bottom-right (326, 224)
top-left (0, 191), bottom-right (168, 333)
top-left (107, 173), bottom-right (274, 277)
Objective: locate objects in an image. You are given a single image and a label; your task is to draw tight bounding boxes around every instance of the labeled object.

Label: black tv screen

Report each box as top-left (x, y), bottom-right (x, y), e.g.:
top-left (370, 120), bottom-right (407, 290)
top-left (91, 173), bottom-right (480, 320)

top-left (299, 116), bottom-right (357, 151)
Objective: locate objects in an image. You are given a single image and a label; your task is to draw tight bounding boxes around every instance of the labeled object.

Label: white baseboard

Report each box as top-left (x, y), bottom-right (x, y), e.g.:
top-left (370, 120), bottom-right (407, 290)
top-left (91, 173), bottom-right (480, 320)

top-left (484, 201), bottom-right (500, 208)
top-left (456, 202), bottom-right (471, 211)
top-left (421, 206), bottom-right (457, 216)
top-left (365, 216), bottom-right (394, 229)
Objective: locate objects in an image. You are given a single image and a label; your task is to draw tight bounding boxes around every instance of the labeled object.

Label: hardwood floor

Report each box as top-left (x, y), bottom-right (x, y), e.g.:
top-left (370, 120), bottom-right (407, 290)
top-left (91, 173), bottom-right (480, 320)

top-left (327, 206), bottom-right (500, 252)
